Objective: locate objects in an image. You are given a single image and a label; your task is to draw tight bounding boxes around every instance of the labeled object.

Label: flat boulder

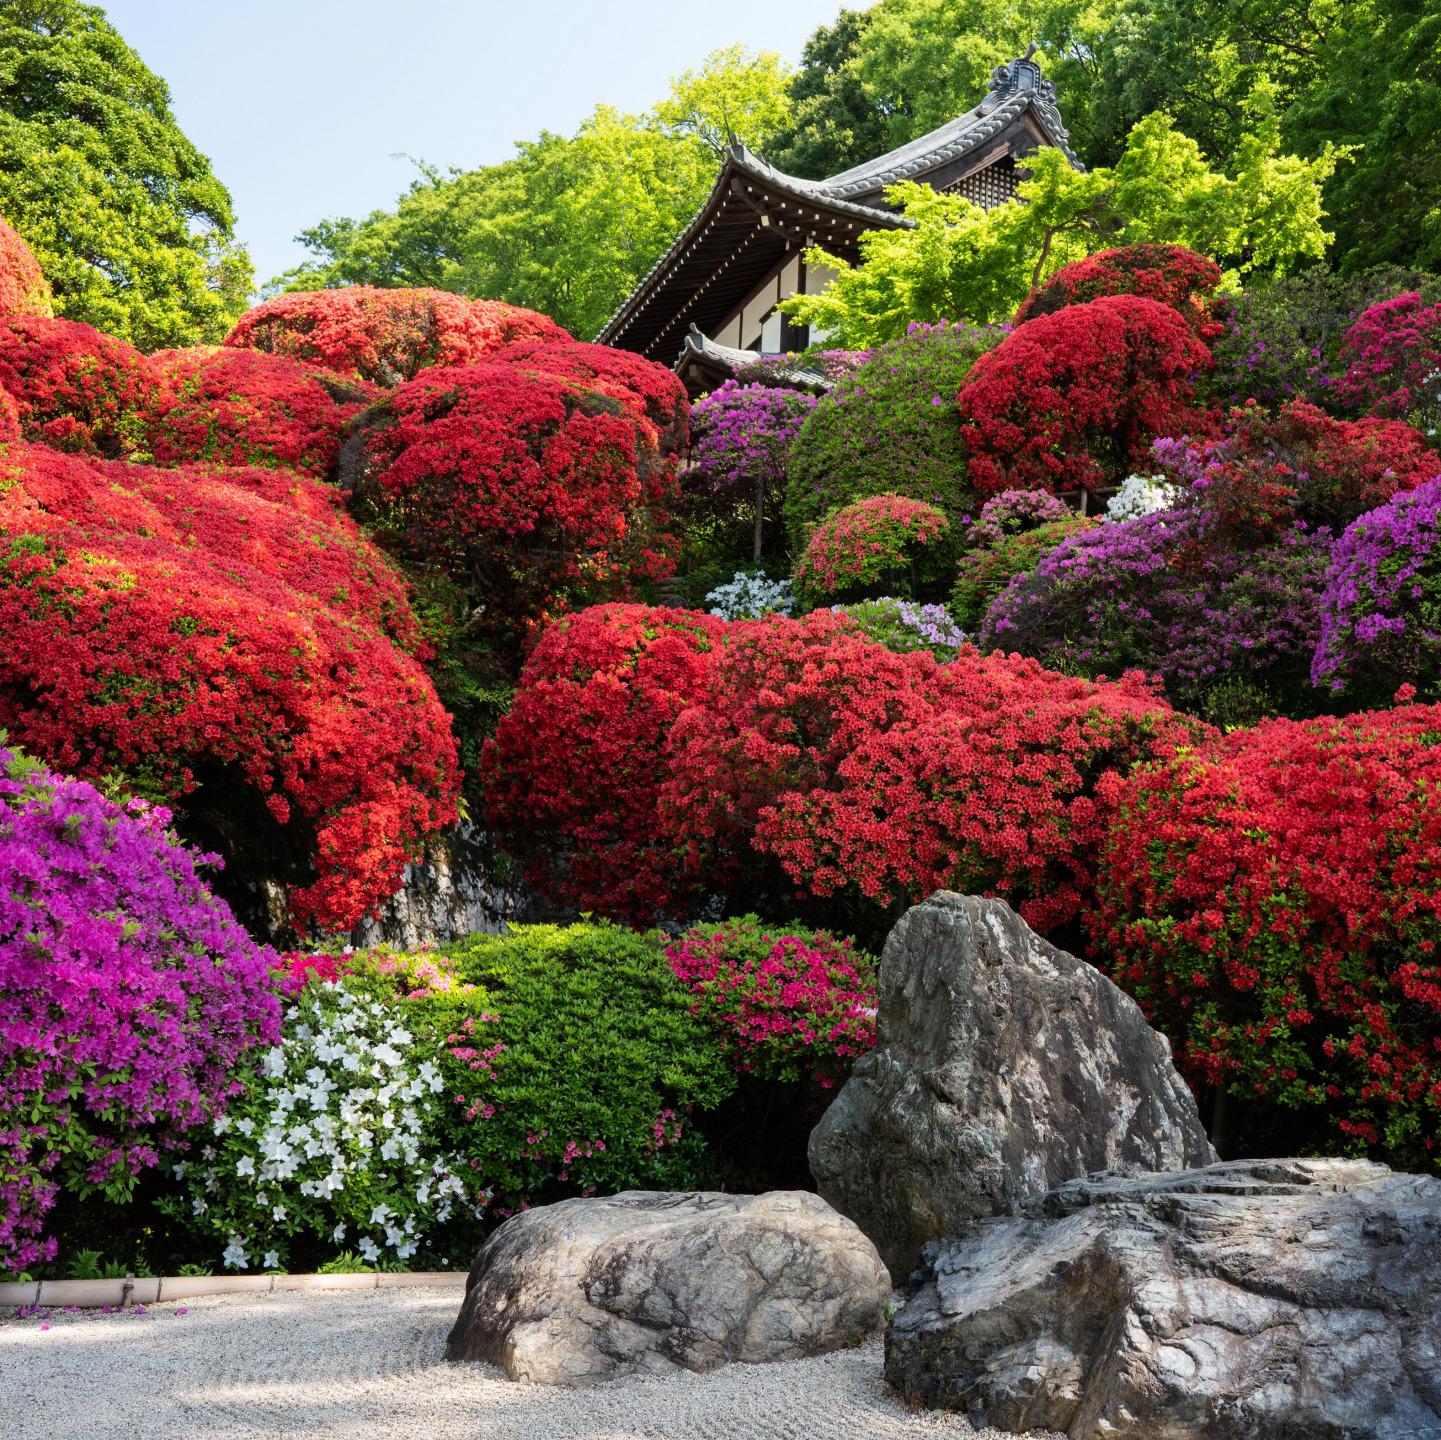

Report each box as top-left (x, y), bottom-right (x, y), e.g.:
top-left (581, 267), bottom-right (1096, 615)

top-left (887, 1158), bottom-right (1441, 1438)
top-left (446, 1189), bottom-right (890, 1385)
top-left (809, 893), bottom-right (1216, 1276)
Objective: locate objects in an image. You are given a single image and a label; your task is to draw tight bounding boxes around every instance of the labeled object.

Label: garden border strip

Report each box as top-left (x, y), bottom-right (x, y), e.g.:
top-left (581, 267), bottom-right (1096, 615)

top-left (0, 1271), bottom-right (467, 1309)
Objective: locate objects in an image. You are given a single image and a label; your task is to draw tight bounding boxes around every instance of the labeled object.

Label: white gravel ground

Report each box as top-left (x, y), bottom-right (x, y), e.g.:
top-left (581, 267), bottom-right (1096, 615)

top-left (0, 1287), bottom-right (1057, 1440)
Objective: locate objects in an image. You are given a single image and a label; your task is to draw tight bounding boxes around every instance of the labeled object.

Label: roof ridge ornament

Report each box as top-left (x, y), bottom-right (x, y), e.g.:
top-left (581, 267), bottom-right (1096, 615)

top-left (982, 45), bottom-right (1072, 147)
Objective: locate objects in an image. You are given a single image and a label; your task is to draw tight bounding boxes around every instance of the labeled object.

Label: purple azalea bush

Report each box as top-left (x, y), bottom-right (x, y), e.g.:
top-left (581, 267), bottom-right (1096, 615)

top-left (686, 379), bottom-right (816, 559)
top-left (1313, 476), bottom-right (1441, 702)
top-left (835, 597), bottom-right (967, 658)
top-left (0, 745), bottom-right (280, 1273)
top-left (980, 507), bottom-right (1332, 721)
top-left (965, 488), bottom-right (1072, 549)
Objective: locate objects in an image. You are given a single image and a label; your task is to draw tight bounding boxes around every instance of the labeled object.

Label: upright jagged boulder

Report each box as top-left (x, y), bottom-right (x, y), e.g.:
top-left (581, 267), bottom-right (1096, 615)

top-left (808, 892), bottom-right (1215, 1275)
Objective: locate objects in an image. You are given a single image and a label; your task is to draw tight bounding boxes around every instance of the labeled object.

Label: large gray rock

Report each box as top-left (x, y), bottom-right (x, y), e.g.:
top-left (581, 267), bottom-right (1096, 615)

top-left (809, 893), bottom-right (1215, 1275)
top-left (886, 1158), bottom-right (1441, 1439)
top-left (446, 1190), bottom-right (890, 1385)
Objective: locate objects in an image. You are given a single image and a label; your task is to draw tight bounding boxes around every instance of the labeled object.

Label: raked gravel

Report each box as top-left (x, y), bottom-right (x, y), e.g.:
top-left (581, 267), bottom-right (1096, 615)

top-left (0, 1286), bottom-right (1061, 1440)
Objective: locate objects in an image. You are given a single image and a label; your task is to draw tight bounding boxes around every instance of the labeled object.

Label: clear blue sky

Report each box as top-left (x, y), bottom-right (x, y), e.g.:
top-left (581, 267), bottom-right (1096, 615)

top-left (102, 1), bottom-right (865, 288)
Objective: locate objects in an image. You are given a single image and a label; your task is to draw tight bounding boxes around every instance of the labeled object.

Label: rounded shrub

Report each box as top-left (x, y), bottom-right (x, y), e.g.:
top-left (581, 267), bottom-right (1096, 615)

top-left (481, 603), bottom-right (723, 922)
top-left (1313, 476), bottom-right (1441, 703)
top-left (1332, 291), bottom-right (1441, 434)
top-left (0, 744), bottom-right (280, 1275)
top-left (665, 917), bottom-right (878, 1088)
top-left (783, 321), bottom-right (1002, 545)
top-left (347, 362), bottom-right (679, 651)
top-left (0, 315), bottom-right (156, 457)
top-left (793, 494), bottom-right (952, 607)
top-left (145, 346), bottom-right (381, 480)
top-left (0, 442), bottom-right (460, 929)
top-left (225, 287), bottom-right (570, 386)
top-left (834, 597), bottom-right (966, 657)
top-left (956, 295), bottom-right (1217, 497)
top-left (1090, 706), bottom-right (1441, 1171)
top-left (0, 214), bottom-right (54, 318)
top-left (1016, 244), bottom-right (1224, 336)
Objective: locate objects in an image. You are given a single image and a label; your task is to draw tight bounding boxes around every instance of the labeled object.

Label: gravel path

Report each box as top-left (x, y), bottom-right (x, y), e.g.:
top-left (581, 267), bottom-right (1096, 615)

top-left (0, 1287), bottom-right (1053, 1440)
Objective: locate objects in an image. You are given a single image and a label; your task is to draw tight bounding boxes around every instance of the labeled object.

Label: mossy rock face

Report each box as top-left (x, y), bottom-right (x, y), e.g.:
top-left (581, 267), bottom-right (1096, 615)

top-left (783, 323), bottom-right (1003, 548)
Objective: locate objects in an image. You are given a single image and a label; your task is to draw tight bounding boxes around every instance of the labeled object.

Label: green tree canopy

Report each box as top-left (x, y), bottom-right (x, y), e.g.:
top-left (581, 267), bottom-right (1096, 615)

top-left (781, 107), bottom-right (1340, 346)
top-left (278, 47), bottom-right (791, 341)
top-left (0, 0), bottom-right (252, 348)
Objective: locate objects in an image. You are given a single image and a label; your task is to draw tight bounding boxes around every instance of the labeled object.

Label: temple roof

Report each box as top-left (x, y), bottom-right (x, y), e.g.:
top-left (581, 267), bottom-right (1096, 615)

top-left (595, 50), bottom-right (1081, 360)
top-left (676, 325), bottom-right (845, 396)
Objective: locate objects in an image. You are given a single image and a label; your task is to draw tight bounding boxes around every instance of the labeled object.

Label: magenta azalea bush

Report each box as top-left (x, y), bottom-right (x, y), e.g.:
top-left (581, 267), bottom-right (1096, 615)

top-left (1313, 475), bottom-right (1441, 702)
top-left (1334, 291), bottom-right (1441, 435)
top-left (665, 918), bottom-right (878, 1088)
top-left (687, 380), bottom-right (816, 559)
top-left (0, 744), bottom-right (280, 1274)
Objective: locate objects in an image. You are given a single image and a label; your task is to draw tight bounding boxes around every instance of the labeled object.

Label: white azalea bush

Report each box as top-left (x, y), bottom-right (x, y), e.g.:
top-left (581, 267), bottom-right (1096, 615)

top-left (162, 975), bottom-right (487, 1272)
top-left (705, 570), bottom-right (795, 619)
top-left (1106, 472), bottom-right (1184, 520)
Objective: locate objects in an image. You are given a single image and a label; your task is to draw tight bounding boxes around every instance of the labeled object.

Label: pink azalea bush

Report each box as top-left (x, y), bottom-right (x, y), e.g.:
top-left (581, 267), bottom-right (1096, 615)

top-left (665, 918), bottom-right (878, 1088)
top-left (1333, 291), bottom-right (1441, 435)
top-left (0, 745), bottom-right (280, 1275)
top-left (794, 494), bottom-right (952, 606)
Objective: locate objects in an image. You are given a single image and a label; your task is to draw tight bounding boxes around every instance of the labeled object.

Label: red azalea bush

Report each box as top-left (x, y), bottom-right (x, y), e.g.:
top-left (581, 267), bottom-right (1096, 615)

top-left (1016, 244), bottom-right (1225, 338)
top-left (481, 603), bottom-right (722, 921)
top-left (490, 339), bottom-right (690, 461)
top-left (145, 347), bottom-right (381, 480)
top-left (1333, 291), bottom-right (1441, 434)
top-left (348, 362), bottom-right (678, 649)
top-left (0, 315), bottom-right (157, 458)
top-left (1, 744), bottom-right (280, 1274)
top-left (1091, 705), bottom-right (1441, 1170)
top-left (0, 215), bottom-right (54, 319)
top-left (957, 295), bottom-right (1218, 496)
top-left (0, 443), bottom-right (459, 928)
top-left (664, 917), bottom-right (878, 1087)
top-left (225, 287), bottom-right (570, 387)
top-left (794, 494), bottom-right (951, 605)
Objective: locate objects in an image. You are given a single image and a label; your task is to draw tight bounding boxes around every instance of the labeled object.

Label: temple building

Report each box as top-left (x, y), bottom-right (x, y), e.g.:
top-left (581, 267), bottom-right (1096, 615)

top-left (596, 49), bottom-right (1081, 391)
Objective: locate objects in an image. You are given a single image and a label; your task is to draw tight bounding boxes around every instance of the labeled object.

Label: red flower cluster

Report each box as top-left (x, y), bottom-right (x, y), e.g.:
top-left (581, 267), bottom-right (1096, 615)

top-left (145, 347), bottom-right (381, 480)
top-left (481, 603), bottom-right (722, 920)
top-left (491, 339), bottom-right (691, 461)
top-left (224, 287), bottom-right (570, 386)
top-left (0, 215), bottom-right (53, 319)
top-left (349, 362), bottom-right (679, 648)
top-left (0, 316), bottom-right (157, 458)
top-left (1091, 705), bottom-right (1441, 1170)
top-left (0, 442), bottom-right (459, 929)
top-left (1016, 244), bottom-right (1225, 338)
top-left (794, 494), bottom-right (950, 603)
top-left (486, 606), bottom-right (1199, 933)
top-left (957, 295), bottom-right (1217, 496)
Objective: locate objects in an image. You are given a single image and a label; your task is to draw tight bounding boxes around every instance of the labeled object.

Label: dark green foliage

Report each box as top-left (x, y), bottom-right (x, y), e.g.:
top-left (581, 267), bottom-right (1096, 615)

top-left (783, 322), bottom-right (1000, 547)
top-left (435, 923), bottom-right (735, 1206)
top-left (0, 0), bottom-right (251, 346)
top-left (763, 9), bottom-right (895, 179)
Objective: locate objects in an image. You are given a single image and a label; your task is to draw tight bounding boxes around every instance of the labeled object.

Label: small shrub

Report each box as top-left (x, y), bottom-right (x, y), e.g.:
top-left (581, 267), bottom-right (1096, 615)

top-left (665, 917), bottom-right (878, 1087)
top-left (1332, 291), bottom-right (1441, 434)
top-left (794, 494), bottom-right (951, 606)
top-left (956, 295), bottom-right (1217, 497)
top-left (1016, 244), bottom-right (1223, 337)
top-left (0, 315), bottom-right (156, 457)
top-left (225, 288), bottom-right (569, 386)
top-left (0, 745), bottom-right (279, 1276)
top-left (1106, 472), bottom-right (1184, 520)
top-left (784, 321), bottom-right (1001, 544)
top-left (835, 597), bottom-right (966, 657)
top-left (951, 516), bottom-right (1094, 631)
top-left (1091, 707), bottom-right (1441, 1171)
top-left (705, 571), bottom-right (795, 619)
top-left (1313, 476), bottom-right (1441, 703)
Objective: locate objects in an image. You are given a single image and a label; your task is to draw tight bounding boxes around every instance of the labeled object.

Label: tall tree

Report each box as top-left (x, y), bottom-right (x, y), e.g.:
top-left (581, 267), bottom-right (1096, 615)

top-left (763, 9), bottom-right (897, 179)
top-left (0, 0), bottom-right (252, 347)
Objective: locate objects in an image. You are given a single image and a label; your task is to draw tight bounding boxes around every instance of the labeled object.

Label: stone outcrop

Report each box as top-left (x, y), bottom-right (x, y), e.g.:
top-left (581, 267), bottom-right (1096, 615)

top-left (886, 1157), bottom-right (1441, 1439)
top-left (809, 892), bottom-right (1215, 1275)
top-left (446, 1189), bottom-right (890, 1385)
